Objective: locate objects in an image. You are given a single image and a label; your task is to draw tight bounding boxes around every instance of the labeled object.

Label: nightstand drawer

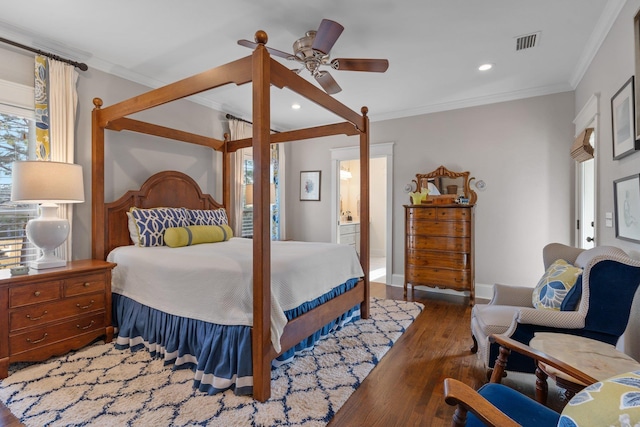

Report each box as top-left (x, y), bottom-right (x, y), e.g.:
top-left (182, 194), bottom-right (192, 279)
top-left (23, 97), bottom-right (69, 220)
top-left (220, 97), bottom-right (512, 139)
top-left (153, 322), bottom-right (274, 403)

top-left (65, 273), bottom-right (107, 297)
top-left (10, 312), bottom-right (106, 355)
top-left (8, 281), bottom-right (62, 308)
top-left (10, 293), bottom-right (106, 332)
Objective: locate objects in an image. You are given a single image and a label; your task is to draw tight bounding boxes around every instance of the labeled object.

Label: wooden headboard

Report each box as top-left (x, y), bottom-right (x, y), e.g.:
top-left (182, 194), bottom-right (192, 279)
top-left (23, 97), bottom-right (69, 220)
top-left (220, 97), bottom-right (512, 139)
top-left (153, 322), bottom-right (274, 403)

top-left (103, 170), bottom-right (224, 256)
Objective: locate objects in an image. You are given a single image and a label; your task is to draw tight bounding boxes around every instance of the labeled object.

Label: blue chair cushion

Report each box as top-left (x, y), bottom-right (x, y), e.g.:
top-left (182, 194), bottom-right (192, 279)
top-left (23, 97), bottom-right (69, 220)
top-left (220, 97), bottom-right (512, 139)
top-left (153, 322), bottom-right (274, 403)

top-left (466, 383), bottom-right (560, 427)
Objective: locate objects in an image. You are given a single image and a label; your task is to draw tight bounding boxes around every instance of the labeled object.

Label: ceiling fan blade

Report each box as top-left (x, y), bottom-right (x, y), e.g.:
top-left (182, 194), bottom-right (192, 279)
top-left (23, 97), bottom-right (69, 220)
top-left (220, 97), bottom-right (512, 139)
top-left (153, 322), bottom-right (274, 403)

top-left (330, 58), bottom-right (389, 72)
top-left (315, 71), bottom-right (342, 94)
top-left (312, 19), bottom-right (344, 55)
top-left (237, 39), bottom-right (295, 60)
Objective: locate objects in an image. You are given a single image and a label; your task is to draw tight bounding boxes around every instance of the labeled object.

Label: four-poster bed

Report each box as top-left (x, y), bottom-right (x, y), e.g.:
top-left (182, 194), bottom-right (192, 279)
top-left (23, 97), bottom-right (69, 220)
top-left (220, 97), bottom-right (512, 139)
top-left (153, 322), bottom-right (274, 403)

top-left (91, 31), bottom-right (371, 401)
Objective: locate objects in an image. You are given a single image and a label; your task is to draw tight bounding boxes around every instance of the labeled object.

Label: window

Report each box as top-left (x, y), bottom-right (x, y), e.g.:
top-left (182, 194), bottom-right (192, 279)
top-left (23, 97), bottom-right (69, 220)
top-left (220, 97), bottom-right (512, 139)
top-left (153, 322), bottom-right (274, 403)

top-left (240, 145), bottom-right (281, 239)
top-left (0, 81), bottom-right (37, 268)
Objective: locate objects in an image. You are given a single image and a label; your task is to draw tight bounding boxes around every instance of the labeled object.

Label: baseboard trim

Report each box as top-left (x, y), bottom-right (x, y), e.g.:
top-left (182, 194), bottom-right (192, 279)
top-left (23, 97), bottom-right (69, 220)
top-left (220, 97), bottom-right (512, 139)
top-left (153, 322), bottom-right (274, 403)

top-left (390, 274), bottom-right (493, 303)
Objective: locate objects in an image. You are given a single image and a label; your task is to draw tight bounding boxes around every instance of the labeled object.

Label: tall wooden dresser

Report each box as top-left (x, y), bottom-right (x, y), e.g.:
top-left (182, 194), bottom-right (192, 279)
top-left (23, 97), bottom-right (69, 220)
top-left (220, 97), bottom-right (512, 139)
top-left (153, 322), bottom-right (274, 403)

top-left (404, 204), bottom-right (475, 304)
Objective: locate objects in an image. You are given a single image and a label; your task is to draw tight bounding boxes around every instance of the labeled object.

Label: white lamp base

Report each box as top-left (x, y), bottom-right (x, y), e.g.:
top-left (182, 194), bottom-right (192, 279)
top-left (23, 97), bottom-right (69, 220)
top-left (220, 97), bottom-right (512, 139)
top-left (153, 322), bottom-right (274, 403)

top-left (26, 204), bottom-right (69, 270)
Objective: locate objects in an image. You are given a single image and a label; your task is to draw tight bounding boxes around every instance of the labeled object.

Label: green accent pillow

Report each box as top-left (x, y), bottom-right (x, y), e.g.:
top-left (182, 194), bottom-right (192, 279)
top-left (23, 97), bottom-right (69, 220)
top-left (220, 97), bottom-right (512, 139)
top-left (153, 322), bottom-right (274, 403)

top-left (164, 224), bottom-right (233, 248)
top-left (532, 259), bottom-right (583, 310)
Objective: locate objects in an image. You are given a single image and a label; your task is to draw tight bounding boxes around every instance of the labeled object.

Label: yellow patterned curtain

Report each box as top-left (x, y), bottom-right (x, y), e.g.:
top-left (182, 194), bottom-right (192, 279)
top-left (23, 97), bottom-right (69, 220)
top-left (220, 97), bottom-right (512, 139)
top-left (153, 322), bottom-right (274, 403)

top-left (33, 55), bottom-right (80, 260)
top-left (34, 55), bottom-right (50, 160)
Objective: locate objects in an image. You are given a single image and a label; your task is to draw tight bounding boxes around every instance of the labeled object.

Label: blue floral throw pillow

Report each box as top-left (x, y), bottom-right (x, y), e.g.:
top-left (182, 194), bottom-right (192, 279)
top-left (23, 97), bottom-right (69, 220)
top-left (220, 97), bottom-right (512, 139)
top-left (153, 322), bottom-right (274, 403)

top-left (532, 259), bottom-right (583, 310)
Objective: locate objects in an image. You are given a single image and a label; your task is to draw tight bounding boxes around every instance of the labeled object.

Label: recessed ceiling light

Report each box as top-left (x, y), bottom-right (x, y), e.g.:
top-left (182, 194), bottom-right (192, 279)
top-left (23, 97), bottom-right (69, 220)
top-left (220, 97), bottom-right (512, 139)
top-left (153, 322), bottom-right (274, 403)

top-left (478, 63), bottom-right (493, 71)
top-left (291, 103), bottom-right (301, 110)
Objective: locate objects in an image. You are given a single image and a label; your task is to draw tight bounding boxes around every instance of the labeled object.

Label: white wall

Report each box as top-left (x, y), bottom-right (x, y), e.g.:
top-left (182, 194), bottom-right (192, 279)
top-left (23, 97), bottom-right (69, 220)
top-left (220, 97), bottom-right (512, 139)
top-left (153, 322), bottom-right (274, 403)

top-left (287, 92), bottom-right (576, 295)
top-left (575, 0), bottom-right (640, 258)
top-left (574, 0), bottom-right (640, 359)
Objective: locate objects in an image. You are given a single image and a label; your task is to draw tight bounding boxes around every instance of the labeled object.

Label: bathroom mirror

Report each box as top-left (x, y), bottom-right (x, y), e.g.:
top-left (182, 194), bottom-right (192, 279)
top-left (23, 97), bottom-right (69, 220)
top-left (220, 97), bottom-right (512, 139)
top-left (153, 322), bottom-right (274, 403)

top-left (412, 165), bottom-right (477, 205)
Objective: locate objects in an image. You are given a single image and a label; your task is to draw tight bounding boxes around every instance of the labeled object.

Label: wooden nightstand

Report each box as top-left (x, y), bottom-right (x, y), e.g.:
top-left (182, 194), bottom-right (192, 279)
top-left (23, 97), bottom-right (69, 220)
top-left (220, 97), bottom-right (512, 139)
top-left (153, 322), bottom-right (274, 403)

top-left (0, 259), bottom-right (116, 378)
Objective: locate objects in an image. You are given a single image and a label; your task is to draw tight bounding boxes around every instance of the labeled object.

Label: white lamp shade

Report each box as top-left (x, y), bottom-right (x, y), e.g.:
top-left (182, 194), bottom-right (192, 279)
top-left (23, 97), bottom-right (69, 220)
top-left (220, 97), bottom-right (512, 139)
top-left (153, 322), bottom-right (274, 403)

top-left (11, 161), bottom-right (84, 204)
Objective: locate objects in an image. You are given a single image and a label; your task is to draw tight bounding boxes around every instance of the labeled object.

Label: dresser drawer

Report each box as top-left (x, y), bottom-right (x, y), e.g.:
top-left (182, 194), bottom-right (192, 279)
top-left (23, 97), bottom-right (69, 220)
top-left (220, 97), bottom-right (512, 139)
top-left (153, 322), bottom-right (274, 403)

top-left (65, 273), bottom-right (107, 297)
top-left (406, 235), bottom-right (470, 252)
top-left (435, 207), bottom-right (472, 221)
top-left (406, 266), bottom-right (470, 291)
top-left (9, 312), bottom-right (106, 355)
top-left (8, 281), bottom-right (62, 308)
top-left (340, 223), bottom-right (359, 234)
top-left (406, 207), bottom-right (437, 220)
top-left (406, 207), bottom-right (472, 221)
top-left (340, 233), bottom-right (357, 245)
top-left (406, 219), bottom-right (470, 237)
top-left (406, 250), bottom-right (467, 269)
top-left (10, 293), bottom-right (106, 332)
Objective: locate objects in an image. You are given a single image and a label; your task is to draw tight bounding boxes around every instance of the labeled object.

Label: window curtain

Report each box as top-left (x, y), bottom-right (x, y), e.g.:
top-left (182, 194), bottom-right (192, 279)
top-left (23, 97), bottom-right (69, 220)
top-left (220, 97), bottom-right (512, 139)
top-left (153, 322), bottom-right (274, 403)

top-left (228, 118), bottom-right (285, 240)
top-left (34, 55), bottom-right (79, 261)
top-left (228, 119), bottom-right (252, 237)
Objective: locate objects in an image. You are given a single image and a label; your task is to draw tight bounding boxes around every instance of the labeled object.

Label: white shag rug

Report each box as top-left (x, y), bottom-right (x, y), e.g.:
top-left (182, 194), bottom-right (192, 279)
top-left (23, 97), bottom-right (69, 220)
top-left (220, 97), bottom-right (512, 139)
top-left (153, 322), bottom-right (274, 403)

top-left (0, 298), bottom-right (423, 427)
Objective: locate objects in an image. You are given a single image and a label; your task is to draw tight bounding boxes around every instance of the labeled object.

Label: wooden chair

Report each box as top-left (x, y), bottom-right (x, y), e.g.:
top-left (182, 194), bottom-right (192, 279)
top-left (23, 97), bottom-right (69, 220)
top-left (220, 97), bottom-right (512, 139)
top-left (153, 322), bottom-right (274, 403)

top-left (444, 334), bottom-right (597, 426)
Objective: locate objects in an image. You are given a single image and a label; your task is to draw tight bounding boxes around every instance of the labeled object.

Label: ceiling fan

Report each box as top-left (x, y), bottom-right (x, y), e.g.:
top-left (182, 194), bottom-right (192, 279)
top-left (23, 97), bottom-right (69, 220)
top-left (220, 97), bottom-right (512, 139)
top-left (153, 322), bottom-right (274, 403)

top-left (238, 19), bottom-right (389, 95)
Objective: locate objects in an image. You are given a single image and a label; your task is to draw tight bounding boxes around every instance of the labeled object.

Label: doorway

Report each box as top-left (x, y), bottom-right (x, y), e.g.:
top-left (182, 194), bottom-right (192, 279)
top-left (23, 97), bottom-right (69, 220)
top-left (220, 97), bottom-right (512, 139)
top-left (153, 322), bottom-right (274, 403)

top-left (330, 143), bottom-right (394, 285)
top-left (574, 94), bottom-right (598, 250)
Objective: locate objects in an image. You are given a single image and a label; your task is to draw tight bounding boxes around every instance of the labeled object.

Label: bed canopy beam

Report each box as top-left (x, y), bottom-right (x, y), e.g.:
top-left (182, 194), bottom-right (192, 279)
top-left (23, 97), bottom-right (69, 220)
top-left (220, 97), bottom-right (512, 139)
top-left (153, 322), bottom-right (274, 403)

top-left (106, 117), bottom-right (225, 150)
top-left (269, 60), bottom-right (364, 129)
top-left (96, 56), bottom-right (253, 127)
top-left (226, 121), bottom-right (360, 152)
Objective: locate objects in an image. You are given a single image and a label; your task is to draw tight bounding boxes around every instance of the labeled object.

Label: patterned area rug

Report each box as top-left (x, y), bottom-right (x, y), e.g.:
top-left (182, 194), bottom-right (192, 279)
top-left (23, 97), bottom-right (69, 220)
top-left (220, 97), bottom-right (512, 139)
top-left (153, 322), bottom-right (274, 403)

top-left (0, 298), bottom-right (423, 427)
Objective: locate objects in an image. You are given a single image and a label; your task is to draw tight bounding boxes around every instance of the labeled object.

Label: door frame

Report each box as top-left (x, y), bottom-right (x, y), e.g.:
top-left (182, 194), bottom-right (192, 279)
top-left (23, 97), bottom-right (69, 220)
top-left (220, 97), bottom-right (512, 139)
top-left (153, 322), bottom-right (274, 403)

top-left (573, 94), bottom-right (599, 248)
top-left (330, 142), bottom-right (394, 285)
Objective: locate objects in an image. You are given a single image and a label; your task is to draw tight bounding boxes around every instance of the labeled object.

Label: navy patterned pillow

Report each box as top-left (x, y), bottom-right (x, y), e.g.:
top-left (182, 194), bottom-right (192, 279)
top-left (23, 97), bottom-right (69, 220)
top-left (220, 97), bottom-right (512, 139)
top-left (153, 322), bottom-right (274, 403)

top-left (129, 207), bottom-right (190, 247)
top-left (187, 208), bottom-right (228, 226)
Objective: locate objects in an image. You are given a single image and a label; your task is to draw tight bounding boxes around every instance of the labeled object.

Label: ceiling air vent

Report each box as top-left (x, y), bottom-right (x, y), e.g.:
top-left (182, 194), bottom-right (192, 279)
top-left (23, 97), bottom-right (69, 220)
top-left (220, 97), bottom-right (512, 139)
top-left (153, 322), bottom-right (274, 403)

top-left (515, 32), bottom-right (540, 51)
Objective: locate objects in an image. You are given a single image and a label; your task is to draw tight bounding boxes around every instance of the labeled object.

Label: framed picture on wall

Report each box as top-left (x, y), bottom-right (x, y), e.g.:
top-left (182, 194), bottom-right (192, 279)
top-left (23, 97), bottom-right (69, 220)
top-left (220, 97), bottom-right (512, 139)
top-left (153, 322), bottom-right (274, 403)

top-left (300, 170), bottom-right (321, 201)
top-left (611, 76), bottom-right (640, 160)
top-left (614, 173), bottom-right (640, 243)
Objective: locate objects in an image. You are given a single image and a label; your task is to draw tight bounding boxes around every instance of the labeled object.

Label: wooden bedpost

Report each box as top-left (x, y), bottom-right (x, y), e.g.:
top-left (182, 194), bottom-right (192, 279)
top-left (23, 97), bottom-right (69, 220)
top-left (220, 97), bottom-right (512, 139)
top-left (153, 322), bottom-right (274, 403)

top-left (92, 98), bottom-right (106, 260)
top-left (251, 30), bottom-right (273, 403)
top-left (360, 107), bottom-right (370, 319)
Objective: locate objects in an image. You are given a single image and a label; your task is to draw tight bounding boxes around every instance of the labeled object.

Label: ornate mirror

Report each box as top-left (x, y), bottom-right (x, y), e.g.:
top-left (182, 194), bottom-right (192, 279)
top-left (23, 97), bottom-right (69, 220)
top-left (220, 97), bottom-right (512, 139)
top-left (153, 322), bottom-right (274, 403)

top-left (412, 165), bottom-right (477, 205)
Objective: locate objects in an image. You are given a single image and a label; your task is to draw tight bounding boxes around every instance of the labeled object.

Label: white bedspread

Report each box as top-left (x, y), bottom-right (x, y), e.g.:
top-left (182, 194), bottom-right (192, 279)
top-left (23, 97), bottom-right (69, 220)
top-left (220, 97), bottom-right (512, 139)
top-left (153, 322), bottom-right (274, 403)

top-left (107, 238), bottom-right (364, 352)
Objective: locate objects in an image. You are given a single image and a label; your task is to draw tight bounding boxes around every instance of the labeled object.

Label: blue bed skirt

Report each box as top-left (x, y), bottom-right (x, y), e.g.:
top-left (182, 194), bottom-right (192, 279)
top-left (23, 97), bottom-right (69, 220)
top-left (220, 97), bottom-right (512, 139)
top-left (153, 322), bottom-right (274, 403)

top-left (112, 277), bottom-right (361, 396)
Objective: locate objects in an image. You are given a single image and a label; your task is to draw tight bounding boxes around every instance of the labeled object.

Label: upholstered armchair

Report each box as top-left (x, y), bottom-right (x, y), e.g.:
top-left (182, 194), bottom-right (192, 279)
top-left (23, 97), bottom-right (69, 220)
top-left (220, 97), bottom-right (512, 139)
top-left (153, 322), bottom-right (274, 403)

top-left (470, 243), bottom-right (640, 376)
top-left (444, 334), bottom-right (597, 427)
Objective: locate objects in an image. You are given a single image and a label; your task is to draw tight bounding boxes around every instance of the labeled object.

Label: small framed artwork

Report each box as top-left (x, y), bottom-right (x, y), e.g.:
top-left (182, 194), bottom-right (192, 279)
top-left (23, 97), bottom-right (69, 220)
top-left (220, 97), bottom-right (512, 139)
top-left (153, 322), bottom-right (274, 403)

top-left (614, 173), bottom-right (640, 243)
top-left (300, 170), bottom-right (321, 201)
top-left (611, 76), bottom-right (640, 160)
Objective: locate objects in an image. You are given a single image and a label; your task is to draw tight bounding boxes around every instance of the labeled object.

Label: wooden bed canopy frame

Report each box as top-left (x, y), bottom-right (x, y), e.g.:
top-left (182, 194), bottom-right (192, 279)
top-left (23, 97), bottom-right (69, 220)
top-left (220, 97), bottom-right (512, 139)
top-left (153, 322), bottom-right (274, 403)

top-left (91, 30), bottom-right (370, 401)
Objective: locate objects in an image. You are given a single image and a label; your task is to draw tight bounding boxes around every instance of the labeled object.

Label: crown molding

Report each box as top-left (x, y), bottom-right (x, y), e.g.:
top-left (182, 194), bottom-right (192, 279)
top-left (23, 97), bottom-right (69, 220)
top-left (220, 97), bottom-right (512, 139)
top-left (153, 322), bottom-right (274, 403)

top-left (569, 0), bottom-right (627, 88)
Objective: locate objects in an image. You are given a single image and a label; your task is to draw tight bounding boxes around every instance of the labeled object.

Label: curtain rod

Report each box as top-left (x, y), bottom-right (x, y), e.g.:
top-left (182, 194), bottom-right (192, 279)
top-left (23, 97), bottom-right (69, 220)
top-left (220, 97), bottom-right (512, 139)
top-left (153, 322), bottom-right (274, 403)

top-left (225, 113), bottom-right (278, 133)
top-left (0, 37), bottom-right (88, 71)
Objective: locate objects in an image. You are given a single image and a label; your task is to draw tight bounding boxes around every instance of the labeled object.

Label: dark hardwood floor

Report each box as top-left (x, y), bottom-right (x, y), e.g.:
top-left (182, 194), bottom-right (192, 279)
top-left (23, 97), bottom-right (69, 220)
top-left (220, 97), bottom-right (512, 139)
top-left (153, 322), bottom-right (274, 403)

top-left (0, 284), bottom-right (486, 427)
top-left (329, 283), bottom-right (485, 427)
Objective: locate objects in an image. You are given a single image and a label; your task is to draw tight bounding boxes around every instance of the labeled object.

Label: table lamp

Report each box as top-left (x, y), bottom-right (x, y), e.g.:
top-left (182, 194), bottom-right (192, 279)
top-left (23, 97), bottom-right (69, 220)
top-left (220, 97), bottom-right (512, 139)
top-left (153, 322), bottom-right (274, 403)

top-left (10, 161), bottom-right (84, 269)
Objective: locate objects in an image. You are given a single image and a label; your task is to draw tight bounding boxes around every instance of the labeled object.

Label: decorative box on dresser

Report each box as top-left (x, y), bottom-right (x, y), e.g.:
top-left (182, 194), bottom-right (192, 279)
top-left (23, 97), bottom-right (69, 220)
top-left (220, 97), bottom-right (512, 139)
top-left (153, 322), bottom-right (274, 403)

top-left (404, 166), bottom-right (478, 305)
top-left (0, 259), bottom-right (116, 378)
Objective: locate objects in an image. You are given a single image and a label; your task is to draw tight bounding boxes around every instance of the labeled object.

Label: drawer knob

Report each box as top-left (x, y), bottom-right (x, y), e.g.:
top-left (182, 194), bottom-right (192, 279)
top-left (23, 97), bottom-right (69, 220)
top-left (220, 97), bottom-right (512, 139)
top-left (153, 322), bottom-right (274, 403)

top-left (76, 300), bottom-right (95, 310)
top-left (83, 282), bottom-right (91, 287)
top-left (26, 311), bottom-right (48, 321)
top-left (26, 333), bottom-right (48, 344)
top-left (77, 320), bottom-right (95, 330)
top-left (34, 291), bottom-right (41, 297)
